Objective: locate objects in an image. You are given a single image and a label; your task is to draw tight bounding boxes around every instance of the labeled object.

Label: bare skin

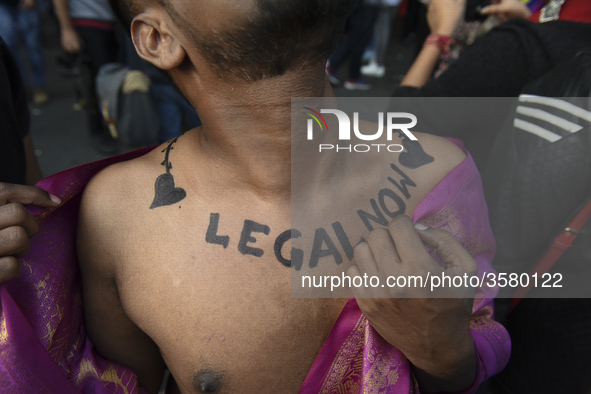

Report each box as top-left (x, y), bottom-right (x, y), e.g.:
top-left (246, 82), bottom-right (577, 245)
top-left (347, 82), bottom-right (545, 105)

top-left (79, 128), bottom-right (467, 394)
top-left (481, 0), bottom-right (533, 22)
top-left (52, 0), bottom-right (82, 53)
top-left (400, 0), bottom-right (534, 89)
top-left (400, 0), bottom-right (466, 88)
top-left (77, 1), bottom-right (476, 393)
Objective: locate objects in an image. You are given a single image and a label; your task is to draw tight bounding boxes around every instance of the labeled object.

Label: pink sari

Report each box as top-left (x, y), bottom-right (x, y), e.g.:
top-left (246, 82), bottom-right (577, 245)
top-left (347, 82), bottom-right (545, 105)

top-left (0, 140), bottom-right (509, 393)
top-left (299, 139), bottom-right (511, 393)
top-left (0, 147), bottom-right (153, 393)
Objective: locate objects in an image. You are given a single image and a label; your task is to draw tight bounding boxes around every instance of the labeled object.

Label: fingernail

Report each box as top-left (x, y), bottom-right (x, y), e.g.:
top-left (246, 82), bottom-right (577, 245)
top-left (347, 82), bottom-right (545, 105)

top-left (414, 223), bottom-right (428, 231)
top-left (50, 194), bottom-right (62, 204)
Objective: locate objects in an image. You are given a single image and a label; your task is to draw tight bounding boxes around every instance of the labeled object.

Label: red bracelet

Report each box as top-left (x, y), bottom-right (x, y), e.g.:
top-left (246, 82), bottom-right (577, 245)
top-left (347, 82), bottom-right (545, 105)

top-left (424, 34), bottom-right (455, 55)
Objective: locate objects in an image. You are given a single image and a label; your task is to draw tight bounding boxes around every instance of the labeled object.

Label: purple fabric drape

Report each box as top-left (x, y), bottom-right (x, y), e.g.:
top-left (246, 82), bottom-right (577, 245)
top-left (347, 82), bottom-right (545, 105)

top-left (0, 139), bottom-right (510, 393)
top-left (0, 147), bottom-right (152, 393)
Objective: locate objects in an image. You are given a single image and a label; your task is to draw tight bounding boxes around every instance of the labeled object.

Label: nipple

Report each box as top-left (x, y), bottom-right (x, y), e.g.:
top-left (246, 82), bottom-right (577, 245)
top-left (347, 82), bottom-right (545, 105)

top-left (193, 370), bottom-right (223, 393)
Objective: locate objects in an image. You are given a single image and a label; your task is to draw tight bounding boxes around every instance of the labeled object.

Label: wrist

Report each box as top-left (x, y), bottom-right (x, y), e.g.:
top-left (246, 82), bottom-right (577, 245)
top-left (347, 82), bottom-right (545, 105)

top-left (433, 23), bottom-right (457, 37)
top-left (409, 333), bottom-right (476, 392)
top-left (424, 34), bottom-right (455, 55)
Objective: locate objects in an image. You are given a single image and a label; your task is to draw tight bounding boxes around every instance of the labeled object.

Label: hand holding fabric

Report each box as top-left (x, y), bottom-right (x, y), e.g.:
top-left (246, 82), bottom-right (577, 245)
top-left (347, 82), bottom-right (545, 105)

top-left (0, 183), bottom-right (61, 283)
top-left (348, 215), bottom-right (478, 392)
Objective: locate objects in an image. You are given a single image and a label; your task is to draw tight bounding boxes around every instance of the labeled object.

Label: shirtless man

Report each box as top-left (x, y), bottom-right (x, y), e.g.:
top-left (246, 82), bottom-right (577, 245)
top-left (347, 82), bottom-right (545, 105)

top-left (76, 0), bottom-right (504, 393)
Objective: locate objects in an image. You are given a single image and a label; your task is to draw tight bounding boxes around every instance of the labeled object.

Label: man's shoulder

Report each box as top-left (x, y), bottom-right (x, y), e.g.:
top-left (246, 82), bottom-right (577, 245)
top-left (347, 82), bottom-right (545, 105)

top-left (81, 149), bottom-right (161, 217)
top-left (399, 132), bottom-right (467, 190)
top-left (413, 132), bottom-right (466, 165)
top-left (77, 145), bottom-right (170, 257)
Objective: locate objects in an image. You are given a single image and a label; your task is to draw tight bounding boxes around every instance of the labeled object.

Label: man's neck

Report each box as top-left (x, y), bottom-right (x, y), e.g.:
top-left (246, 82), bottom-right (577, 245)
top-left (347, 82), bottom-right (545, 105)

top-left (176, 65), bottom-right (334, 202)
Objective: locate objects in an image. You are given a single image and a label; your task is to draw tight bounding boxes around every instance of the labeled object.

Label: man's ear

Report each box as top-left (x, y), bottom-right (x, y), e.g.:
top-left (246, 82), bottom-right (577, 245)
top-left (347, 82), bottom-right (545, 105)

top-left (130, 10), bottom-right (185, 70)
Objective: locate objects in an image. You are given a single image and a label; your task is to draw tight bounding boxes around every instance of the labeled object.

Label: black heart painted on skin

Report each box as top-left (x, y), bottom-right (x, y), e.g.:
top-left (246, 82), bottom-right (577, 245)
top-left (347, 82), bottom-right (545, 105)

top-left (150, 173), bottom-right (187, 209)
top-left (399, 139), bottom-right (435, 169)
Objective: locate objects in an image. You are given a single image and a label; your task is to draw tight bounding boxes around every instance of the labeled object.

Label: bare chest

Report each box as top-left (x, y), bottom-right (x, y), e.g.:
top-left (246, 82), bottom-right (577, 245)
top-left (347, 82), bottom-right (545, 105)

top-left (115, 210), bottom-right (347, 393)
top-left (113, 153), bottom-right (435, 392)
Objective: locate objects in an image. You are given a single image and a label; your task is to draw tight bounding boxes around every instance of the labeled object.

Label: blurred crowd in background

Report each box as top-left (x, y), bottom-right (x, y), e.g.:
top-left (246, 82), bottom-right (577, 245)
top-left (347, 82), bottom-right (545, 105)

top-left (0, 0), bottom-right (570, 177)
top-left (1, 0), bottom-right (204, 175)
top-left (0, 0), bottom-right (559, 173)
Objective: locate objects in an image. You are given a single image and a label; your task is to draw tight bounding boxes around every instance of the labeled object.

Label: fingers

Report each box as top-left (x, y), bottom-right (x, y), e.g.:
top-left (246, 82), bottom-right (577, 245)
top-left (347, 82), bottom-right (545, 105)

top-left (0, 226), bottom-right (31, 259)
top-left (354, 216), bottom-right (475, 275)
top-left (414, 224), bottom-right (477, 274)
top-left (0, 256), bottom-right (22, 283)
top-left (387, 215), bottom-right (429, 264)
top-left (353, 238), bottom-right (379, 275)
top-left (0, 203), bottom-right (40, 238)
top-left (480, 1), bottom-right (531, 19)
top-left (351, 229), bottom-right (397, 298)
top-left (479, 4), bottom-right (511, 21)
top-left (479, 4), bottom-right (504, 14)
top-left (351, 216), bottom-right (478, 287)
top-left (0, 184), bottom-right (57, 284)
top-left (353, 216), bottom-right (433, 276)
top-left (368, 228), bottom-right (401, 269)
top-left (0, 182), bottom-right (61, 207)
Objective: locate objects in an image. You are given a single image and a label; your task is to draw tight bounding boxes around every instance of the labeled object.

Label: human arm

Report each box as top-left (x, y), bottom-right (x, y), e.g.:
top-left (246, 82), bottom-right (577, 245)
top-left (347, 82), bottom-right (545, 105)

top-left (480, 0), bottom-right (532, 22)
top-left (0, 183), bottom-right (60, 283)
top-left (400, 42), bottom-right (446, 89)
top-left (77, 174), bottom-right (167, 393)
top-left (51, 0), bottom-right (82, 53)
top-left (394, 19), bottom-right (548, 97)
top-left (399, 0), bottom-right (465, 88)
